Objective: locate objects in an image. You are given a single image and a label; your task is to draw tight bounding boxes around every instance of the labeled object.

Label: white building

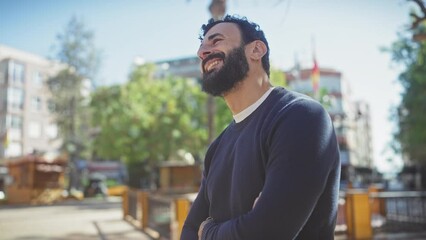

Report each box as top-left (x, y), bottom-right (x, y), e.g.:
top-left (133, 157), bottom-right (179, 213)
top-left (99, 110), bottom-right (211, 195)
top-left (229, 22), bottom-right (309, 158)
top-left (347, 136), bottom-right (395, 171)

top-left (352, 101), bottom-right (374, 168)
top-left (285, 66), bottom-right (374, 187)
top-left (0, 45), bottom-right (62, 161)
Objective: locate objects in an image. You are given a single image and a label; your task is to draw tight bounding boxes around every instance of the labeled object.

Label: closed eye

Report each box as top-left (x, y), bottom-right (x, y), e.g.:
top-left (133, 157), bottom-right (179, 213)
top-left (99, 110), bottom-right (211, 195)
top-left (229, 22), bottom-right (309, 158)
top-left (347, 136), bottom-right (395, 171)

top-left (212, 38), bottom-right (223, 45)
top-left (205, 33), bottom-right (225, 46)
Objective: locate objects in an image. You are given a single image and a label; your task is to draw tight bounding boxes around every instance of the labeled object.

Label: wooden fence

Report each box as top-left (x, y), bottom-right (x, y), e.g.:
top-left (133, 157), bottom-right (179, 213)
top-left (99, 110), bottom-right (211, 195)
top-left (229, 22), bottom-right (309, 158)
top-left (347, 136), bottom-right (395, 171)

top-left (122, 188), bottom-right (196, 240)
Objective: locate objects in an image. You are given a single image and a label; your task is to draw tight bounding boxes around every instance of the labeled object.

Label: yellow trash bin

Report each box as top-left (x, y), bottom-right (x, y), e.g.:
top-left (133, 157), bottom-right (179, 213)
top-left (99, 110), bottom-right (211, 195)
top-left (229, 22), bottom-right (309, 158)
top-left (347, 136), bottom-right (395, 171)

top-left (345, 189), bottom-right (373, 239)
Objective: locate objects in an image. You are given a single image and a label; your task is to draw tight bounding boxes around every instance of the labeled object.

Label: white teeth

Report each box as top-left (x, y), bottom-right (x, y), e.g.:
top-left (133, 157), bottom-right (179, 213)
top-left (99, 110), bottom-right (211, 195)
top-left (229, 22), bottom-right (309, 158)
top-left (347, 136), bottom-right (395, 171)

top-left (205, 60), bottom-right (220, 72)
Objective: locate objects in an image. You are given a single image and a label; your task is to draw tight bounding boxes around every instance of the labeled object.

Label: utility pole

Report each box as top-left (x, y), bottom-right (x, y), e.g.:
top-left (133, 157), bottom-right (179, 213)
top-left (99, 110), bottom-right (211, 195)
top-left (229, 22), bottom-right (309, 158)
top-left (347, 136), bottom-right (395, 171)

top-left (206, 0), bottom-right (226, 143)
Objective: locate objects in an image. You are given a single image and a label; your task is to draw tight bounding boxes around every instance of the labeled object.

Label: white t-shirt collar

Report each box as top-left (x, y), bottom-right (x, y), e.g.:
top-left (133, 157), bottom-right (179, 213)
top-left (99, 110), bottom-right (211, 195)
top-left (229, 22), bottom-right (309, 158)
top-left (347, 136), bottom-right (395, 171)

top-left (233, 87), bottom-right (275, 123)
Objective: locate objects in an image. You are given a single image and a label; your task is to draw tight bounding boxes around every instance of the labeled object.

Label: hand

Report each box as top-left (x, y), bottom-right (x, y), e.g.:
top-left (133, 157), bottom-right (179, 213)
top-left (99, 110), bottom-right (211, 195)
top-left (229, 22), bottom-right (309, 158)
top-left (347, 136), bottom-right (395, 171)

top-left (198, 217), bottom-right (213, 239)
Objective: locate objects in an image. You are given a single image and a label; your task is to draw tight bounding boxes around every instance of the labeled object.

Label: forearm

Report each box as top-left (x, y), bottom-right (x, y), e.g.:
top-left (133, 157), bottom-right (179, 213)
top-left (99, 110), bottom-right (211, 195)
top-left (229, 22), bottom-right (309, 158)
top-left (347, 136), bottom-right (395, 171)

top-left (199, 174), bottom-right (325, 240)
top-left (200, 181), bottom-right (331, 240)
top-left (180, 179), bottom-right (209, 240)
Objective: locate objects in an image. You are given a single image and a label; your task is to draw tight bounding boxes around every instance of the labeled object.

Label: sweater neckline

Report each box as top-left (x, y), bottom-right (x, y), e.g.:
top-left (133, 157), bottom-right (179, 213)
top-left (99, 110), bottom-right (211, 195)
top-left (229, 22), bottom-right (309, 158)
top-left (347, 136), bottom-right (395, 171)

top-left (228, 87), bottom-right (282, 131)
top-left (233, 87), bottom-right (275, 123)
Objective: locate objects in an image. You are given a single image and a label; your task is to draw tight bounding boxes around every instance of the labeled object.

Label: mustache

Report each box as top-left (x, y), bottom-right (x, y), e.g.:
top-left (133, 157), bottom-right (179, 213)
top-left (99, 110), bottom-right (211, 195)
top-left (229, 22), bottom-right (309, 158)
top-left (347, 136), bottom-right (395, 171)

top-left (202, 52), bottom-right (225, 71)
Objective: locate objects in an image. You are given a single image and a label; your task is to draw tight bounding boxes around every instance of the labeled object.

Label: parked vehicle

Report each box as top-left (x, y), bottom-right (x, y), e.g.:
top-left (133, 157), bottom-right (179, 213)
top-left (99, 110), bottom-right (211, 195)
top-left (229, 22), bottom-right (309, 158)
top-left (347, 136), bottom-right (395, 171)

top-left (84, 173), bottom-right (107, 198)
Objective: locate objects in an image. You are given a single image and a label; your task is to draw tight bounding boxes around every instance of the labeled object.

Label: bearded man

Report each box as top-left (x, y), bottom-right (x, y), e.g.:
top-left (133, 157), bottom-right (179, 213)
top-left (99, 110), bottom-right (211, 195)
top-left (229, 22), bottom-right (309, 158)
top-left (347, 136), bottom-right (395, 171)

top-left (181, 15), bottom-right (341, 240)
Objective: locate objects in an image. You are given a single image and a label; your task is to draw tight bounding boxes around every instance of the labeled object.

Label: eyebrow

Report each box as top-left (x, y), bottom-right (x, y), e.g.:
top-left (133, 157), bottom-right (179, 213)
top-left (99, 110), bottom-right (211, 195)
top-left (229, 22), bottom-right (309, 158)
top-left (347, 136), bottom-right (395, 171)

top-left (207, 33), bottom-right (225, 41)
top-left (199, 33), bottom-right (225, 47)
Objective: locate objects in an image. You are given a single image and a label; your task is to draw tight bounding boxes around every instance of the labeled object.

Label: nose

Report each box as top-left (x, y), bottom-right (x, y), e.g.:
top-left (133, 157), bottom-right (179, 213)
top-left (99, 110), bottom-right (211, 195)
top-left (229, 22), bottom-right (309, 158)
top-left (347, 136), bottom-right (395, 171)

top-left (197, 44), bottom-right (212, 60)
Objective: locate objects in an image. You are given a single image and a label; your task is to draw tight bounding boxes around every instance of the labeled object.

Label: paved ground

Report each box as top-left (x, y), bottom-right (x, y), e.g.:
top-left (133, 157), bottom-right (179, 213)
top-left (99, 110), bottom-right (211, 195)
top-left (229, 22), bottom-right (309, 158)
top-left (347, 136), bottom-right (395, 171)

top-left (0, 197), bottom-right (152, 240)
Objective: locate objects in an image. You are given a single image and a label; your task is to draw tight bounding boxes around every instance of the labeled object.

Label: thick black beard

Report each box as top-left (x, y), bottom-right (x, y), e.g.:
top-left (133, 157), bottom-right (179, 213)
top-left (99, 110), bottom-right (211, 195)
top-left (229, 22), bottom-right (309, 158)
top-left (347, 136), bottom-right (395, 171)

top-left (201, 46), bottom-right (249, 97)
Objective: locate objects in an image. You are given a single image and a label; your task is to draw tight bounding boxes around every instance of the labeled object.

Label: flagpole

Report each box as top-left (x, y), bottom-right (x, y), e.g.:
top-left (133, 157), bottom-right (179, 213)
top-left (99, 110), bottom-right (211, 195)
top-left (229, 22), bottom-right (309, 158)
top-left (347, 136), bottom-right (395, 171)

top-left (311, 35), bottom-right (320, 100)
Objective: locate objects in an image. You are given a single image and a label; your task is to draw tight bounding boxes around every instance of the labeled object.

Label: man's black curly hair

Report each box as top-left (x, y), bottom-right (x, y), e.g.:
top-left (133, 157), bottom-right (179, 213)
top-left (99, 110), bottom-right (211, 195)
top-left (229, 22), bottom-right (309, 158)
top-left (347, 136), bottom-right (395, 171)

top-left (199, 15), bottom-right (270, 77)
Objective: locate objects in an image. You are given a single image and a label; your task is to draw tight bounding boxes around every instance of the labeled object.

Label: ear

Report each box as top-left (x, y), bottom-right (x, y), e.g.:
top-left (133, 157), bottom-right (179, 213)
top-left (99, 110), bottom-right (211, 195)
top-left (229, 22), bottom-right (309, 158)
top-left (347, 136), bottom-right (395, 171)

top-left (247, 40), bottom-right (267, 61)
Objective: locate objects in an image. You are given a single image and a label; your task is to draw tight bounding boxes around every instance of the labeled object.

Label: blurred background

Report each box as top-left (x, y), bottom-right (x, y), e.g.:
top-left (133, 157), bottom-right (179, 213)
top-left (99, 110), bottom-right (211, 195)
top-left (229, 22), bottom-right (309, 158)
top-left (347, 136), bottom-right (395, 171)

top-left (0, 0), bottom-right (426, 239)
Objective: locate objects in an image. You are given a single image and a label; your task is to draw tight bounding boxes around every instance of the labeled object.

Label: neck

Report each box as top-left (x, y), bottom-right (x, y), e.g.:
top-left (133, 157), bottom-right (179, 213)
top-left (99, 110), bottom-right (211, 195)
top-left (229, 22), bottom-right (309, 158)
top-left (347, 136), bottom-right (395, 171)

top-left (223, 72), bottom-right (271, 115)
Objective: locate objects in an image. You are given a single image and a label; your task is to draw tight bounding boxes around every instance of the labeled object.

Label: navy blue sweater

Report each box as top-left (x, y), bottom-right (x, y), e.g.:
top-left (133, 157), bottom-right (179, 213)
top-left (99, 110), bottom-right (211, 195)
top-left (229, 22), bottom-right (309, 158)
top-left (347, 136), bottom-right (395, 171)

top-left (181, 87), bottom-right (340, 240)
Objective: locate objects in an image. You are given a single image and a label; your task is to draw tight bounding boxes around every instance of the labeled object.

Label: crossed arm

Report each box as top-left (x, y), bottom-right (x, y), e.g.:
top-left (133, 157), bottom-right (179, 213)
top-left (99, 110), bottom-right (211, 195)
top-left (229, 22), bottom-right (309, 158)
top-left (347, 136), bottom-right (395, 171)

top-left (181, 102), bottom-right (339, 240)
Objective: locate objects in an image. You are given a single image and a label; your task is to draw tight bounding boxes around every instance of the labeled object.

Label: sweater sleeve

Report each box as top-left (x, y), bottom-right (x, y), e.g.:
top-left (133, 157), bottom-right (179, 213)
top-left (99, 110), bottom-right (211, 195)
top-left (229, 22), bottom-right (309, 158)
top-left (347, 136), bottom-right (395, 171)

top-left (200, 100), bottom-right (340, 240)
top-left (180, 136), bottom-right (220, 240)
top-left (180, 174), bottom-right (209, 240)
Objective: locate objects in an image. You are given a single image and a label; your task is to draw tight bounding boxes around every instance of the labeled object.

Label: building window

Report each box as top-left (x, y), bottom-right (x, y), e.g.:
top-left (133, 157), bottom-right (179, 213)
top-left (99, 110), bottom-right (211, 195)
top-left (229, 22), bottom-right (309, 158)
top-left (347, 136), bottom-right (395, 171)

top-left (32, 71), bottom-right (43, 87)
top-left (0, 88), bottom-right (6, 111)
top-left (0, 65), bottom-right (5, 85)
top-left (28, 121), bottom-right (41, 138)
top-left (5, 142), bottom-right (22, 157)
top-left (6, 115), bottom-right (22, 130)
top-left (31, 96), bottom-right (42, 111)
top-left (46, 124), bottom-right (58, 139)
top-left (47, 99), bottom-right (55, 112)
top-left (0, 117), bottom-right (4, 133)
top-left (8, 61), bottom-right (25, 85)
top-left (7, 87), bottom-right (24, 110)
top-left (8, 129), bottom-right (22, 141)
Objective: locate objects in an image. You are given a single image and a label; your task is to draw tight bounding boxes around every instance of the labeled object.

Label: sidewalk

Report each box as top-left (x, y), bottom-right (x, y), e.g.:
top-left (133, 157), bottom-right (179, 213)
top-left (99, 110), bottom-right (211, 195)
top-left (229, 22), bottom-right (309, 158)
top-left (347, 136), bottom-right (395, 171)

top-left (67, 196), bottom-right (154, 240)
top-left (0, 196), bottom-right (153, 240)
top-left (94, 215), bottom-right (153, 240)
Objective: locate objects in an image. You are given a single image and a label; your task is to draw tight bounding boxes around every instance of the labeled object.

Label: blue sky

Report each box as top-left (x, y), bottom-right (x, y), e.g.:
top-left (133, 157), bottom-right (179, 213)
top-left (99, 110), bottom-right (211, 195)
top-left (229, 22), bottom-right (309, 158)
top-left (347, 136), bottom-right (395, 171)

top-left (0, 0), bottom-right (412, 174)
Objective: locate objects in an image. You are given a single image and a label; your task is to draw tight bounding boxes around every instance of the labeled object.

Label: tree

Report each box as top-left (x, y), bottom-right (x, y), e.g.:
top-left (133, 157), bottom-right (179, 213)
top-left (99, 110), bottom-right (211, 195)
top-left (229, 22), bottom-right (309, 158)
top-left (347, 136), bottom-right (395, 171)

top-left (213, 97), bottom-right (232, 136)
top-left (90, 64), bottom-right (209, 187)
top-left (390, 36), bottom-right (426, 164)
top-left (53, 16), bottom-right (101, 82)
top-left (48, 16), bottom-right (101, 191)
top-left (270, 67), bottom-right (287, 87)
top-left (386, 0), bottom-right (426, 188)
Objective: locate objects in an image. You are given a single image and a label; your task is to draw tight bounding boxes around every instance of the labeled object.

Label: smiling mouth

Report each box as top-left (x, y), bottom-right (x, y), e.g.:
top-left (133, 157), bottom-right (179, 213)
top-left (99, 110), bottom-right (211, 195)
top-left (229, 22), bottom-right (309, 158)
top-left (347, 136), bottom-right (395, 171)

top-left (204, 59), bottom-right (223, 73)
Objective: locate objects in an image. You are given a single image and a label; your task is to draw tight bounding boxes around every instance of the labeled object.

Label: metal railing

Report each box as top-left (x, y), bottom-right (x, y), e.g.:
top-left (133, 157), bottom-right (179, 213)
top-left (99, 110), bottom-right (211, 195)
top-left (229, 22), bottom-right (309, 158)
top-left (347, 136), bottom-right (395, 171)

top-left (370, 191), bottom-right (426, 233)
top-left (335, 189), bottom-right (426, 238)
top-left (147, 194), bottom-right (173, 239)
top-left (127, 190), bottom-right (139, 221)
top-left (122, 187), bottom-right (426, 240)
